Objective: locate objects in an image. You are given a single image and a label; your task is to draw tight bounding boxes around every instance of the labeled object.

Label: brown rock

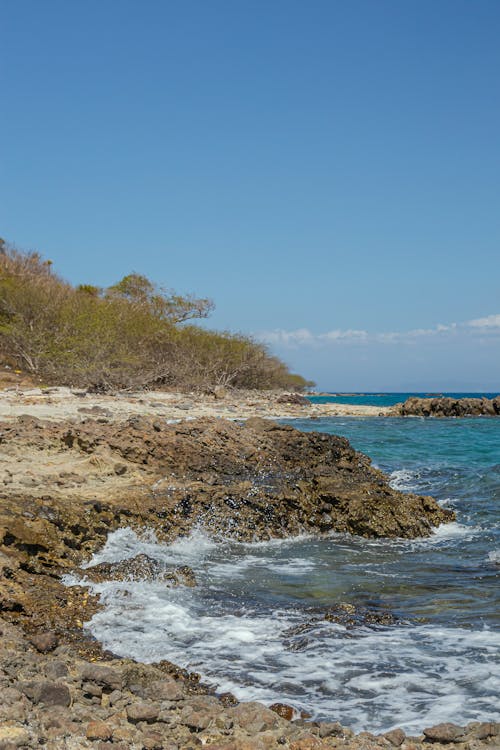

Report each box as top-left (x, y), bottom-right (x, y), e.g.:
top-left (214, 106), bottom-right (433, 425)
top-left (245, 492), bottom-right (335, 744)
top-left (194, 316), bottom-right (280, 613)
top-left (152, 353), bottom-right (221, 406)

top-left (126, 701), bottom-right (160, 723)
top-left (269, 702), bottom-right (295, 721)
top-left (384, 728), bottom-right (406, 746)
top-left (30, 631), bottom-right (58, 653)
top-left (0, 726), bottom-right (31, 748)
top-left (423, 723), bottom-right (465, 742)
top-left (33, 681), bottom-right (71, 707)
top-left (86, 720), bottom-right (113, 741)
top-left (80, 663), bottom-right (123, 691)
top-left (231, 702), bottom-right (280, 733)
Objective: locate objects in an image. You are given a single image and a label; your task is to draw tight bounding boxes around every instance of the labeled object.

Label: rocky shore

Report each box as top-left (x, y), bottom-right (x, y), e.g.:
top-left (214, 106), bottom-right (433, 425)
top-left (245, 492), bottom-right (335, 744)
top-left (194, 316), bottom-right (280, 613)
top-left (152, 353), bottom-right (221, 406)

top-left (0, 397), bottom-right (495, 749)
top-left (394, 396), bottom-right (500, 417)
top-left (2, 613), bottom-right (499, 750)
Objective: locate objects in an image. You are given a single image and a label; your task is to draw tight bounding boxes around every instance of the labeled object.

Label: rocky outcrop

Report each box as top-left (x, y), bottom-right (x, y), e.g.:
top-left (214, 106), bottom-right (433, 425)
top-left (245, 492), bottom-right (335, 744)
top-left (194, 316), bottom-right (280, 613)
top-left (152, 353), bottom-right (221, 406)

top-left (394, 396), bottom-right (500, 417)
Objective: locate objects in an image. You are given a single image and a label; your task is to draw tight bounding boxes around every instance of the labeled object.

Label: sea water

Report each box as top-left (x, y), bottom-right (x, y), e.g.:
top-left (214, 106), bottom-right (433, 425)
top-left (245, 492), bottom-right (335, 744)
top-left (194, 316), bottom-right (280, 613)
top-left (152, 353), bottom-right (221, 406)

top-left (66, 416), bottom-right (500, 733)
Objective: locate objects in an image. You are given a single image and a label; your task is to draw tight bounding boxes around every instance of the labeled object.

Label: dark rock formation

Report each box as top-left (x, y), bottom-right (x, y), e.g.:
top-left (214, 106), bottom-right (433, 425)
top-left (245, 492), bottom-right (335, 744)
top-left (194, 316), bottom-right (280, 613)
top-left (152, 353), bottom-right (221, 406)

top-left (395, 396), bottom-right (500, 417)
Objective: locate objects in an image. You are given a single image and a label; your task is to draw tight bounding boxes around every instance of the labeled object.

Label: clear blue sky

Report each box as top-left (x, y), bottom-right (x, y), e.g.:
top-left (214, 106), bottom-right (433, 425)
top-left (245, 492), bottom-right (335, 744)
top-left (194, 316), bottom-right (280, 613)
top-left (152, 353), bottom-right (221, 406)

top-left (2, 0), bottom-right (499, 390)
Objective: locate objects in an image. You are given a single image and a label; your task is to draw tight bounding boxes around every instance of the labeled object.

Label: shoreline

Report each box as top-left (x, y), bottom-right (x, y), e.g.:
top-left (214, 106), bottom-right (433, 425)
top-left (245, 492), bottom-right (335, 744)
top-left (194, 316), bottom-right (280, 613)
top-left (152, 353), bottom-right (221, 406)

top-left (0, 391), bottom-right (498, 749)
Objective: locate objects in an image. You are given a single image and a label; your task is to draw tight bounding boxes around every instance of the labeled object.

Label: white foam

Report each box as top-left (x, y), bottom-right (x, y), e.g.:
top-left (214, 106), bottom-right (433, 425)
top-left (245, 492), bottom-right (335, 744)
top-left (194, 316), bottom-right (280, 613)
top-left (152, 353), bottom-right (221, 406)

top-left (389, 469), bottom-right (418, 491)
top-left (488, 549), bottom-right (500, 564)
top-left (66, 528), bottom-right (500, 734)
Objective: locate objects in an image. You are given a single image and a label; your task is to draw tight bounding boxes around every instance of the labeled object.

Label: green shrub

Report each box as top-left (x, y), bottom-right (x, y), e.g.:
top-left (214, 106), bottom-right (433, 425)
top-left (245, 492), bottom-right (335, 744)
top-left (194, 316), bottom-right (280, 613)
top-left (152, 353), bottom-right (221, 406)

top-left (0, 242), bottom-right (313, 391)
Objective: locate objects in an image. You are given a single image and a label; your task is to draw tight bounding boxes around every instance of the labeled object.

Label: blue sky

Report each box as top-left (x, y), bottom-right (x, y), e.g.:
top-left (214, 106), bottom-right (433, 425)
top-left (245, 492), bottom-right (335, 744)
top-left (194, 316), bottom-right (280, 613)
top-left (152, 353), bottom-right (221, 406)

top-left (2, 0), bottom-right (499, 390)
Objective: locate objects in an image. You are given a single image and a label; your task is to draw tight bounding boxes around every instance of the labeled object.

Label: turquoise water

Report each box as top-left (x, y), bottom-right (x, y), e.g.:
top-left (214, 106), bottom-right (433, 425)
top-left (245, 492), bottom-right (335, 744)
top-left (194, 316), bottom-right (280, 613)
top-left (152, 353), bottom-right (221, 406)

top-left (308, 392), bottom-right (499, 407)
top-left (69, 416), bottom-right (500, 733)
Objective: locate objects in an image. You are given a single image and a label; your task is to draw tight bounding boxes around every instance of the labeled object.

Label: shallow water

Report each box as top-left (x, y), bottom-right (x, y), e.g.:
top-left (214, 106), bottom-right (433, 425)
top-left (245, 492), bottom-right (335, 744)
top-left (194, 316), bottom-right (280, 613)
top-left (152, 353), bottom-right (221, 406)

top-left (66, 417), bottom-right (500, 733)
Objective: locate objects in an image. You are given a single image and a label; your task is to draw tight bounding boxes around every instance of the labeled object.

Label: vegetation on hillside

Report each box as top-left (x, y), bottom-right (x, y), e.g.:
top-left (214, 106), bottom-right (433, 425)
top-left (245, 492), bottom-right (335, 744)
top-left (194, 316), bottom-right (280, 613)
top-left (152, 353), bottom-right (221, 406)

top-left (0, 240), bottom-right (312, 392)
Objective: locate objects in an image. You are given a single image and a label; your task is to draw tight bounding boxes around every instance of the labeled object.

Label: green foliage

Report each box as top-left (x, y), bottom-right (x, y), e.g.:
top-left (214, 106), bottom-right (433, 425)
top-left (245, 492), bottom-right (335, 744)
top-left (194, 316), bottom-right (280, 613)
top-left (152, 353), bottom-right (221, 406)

top-left (0, 243), bottom-right (313, 391)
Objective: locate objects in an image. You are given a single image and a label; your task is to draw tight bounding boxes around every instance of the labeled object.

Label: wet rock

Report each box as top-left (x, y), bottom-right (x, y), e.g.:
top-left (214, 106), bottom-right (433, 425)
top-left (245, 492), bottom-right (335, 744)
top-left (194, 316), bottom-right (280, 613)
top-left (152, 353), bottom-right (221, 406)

top-left (126, 701), bottom-right (160, 723)
top-left (384, 728), bottom-right (406, 746)
top-left (423, 723), bottom-right (465, 742)
top-left (32, 680), bottom-right (71, 707)
top-left (83, 555), bottom-right (196, 587)
top-left (270, 703), bottom-right (295, 721)
top-left (30, 631), bottom-right (58, 653)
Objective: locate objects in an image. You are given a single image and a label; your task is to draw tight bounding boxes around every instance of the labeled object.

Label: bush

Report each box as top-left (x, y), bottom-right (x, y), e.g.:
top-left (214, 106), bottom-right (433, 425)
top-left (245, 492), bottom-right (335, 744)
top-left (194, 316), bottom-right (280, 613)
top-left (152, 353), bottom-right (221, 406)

top-left (0, 242), bottom-right (313, 391)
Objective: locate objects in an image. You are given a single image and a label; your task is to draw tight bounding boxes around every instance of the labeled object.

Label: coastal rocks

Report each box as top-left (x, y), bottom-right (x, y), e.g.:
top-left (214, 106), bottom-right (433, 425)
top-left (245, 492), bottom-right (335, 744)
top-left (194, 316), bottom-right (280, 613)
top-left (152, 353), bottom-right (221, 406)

top-left (395, 396), bottom-right (500, 417)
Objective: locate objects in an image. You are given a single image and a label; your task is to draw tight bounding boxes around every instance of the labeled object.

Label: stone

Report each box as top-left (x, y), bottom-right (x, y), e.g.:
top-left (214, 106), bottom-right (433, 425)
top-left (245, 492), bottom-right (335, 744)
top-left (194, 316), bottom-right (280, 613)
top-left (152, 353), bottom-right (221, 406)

top-left (0, 725), bottom-right (31, 748)
top-left (423, 723), bottom-right (465, 742)
top-left (384, 728), bottom-right (406, 746)
top-left (269, 703), bottom-right (295, 721)
top-left (180, 706), bottom-right (214, 730)
top-left (126, 701), bottom-right (160, 723)
top-left (80, 663), bottom-right (123, 691)
top-left (30, 631), bottom-right (58, 653)
top-left (318, 722), bottom-right (345, 738)
top-left (231, 702), bottom-right (280, 733)
top-left (33, 681), bottom-right (71, 707)
top-left (147, 679), bottom-right (184, 702)
top-left (86, 720), bottom-right (113, 741)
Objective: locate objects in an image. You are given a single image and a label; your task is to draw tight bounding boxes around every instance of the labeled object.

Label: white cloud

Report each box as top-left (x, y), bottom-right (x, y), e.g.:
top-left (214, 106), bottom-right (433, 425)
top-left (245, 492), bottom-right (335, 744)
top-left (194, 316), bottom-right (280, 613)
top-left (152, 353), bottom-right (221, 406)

top-left (467, 314), bottom-right (500, 329)
top-left (258, 314), bottom-right (500, 348)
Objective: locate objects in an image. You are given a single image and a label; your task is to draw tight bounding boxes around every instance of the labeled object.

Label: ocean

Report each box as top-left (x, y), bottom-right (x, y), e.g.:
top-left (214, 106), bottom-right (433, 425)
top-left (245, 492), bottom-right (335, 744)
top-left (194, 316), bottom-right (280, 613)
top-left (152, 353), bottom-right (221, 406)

top-left (308, 392), bottom-right (499, 407)
top-left (66, 413), bottom-right (500, 734)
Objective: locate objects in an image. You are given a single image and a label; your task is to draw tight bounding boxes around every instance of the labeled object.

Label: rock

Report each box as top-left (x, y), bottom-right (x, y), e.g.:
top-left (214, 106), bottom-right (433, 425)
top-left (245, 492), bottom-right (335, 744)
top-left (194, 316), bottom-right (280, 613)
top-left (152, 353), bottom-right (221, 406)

top-left (0, 726), bottom-right (30, 748)
top-left (276, 393), bottom-right (310, 406)
top-left (467, 722), bottom-right (500, 740)
top-left (180, 706), bottom-right (214, 730)
top-left (231, 702), bottom-right (281, 733)
top-left (32, 681), bottom-right (71, 707)
top-left (395, 396), bottom-right (500, 418)
top-left (318, 722), bottom-right (345, 738)
top-left (423, 723), bottom-right (465, 742)
top-left (30, 631), bottom-right (58, 653)
top-left (126, 701), bottom-right (160, 723)
top-left (86, 720), bottom-right (113, 741)
top-left (83, 555), bottom-right (196, 587)
top-left (269, 703), bottom-right (295, 721)
top-left (80, 663), bottom-right (123, 691)
top-left (384, 728), bottom-right (406, 746)
top-left (147, 679), bottom-right (185, 701)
